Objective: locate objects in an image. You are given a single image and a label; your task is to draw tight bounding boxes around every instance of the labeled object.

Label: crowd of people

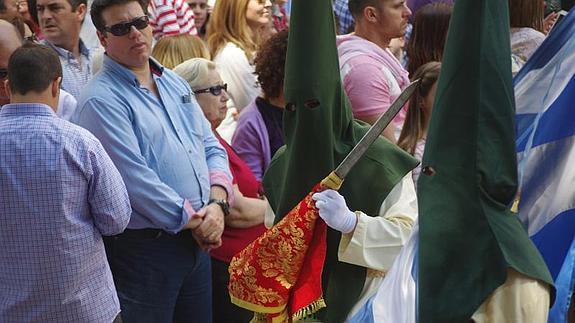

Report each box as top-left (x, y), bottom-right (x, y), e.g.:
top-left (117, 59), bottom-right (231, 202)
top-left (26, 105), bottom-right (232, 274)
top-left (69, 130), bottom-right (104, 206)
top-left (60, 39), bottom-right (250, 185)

top-left (0, 0), bottom-right (572, 321)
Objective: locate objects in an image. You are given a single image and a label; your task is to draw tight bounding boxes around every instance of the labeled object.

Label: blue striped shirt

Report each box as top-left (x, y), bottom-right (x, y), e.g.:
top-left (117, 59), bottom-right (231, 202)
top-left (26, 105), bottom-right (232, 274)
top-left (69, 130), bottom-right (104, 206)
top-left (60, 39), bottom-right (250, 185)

top-left (0, 103), bottom-right (131, 323)
top-left (42, 39), bottom-right (92, 100)
top-left (73, 55), bottom-right (232, 233)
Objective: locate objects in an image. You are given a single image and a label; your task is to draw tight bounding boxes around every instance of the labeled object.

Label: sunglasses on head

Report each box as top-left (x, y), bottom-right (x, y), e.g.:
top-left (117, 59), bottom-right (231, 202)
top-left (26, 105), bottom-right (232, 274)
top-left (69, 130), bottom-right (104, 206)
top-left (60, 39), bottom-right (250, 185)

top-left (103, 15), bottom-right (149, 36)
top-left (0, 68), bottom-right (7, 80)
top-left (194, 83), bottom-right (228, 96)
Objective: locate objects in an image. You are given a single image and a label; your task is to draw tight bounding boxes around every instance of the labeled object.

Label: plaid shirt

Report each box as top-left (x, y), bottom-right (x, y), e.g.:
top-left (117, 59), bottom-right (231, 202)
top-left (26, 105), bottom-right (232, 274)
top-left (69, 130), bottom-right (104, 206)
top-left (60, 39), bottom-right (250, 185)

top-left (0, 103), bottom-right (131, 323)
top-left (334, 0), bottom-right (354, 34)
top-left (42, 39), bottom-right (92, 100)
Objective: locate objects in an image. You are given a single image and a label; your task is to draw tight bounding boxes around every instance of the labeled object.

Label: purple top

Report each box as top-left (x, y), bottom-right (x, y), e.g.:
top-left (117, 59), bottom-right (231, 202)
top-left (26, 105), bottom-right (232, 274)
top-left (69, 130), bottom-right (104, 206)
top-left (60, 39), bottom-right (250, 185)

top-left (232, 100), bottom-right (271, 181)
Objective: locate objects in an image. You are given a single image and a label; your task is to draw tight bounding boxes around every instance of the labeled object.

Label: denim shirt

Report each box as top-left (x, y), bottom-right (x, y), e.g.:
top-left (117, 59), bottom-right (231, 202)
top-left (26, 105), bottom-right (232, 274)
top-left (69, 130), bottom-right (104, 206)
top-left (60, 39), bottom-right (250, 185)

top-left (73, 55), bottom-right (232, 233)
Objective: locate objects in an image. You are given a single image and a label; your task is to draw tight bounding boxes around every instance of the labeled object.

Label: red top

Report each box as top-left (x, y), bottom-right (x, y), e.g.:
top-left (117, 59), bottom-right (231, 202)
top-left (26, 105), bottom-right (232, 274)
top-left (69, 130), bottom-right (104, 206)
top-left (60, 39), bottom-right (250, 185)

top-left (211, 134), bottom-right (267, 263)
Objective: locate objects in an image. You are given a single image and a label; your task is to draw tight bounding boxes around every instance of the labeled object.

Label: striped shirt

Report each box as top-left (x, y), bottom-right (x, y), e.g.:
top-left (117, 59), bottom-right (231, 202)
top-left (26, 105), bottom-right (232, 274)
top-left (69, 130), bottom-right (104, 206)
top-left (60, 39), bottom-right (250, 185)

top-left (148, 0), bottom-right (197, 39)
top-left (41, 39), bottom-right (92, 100)
top-left (0, 103), bottom-right (131, 323)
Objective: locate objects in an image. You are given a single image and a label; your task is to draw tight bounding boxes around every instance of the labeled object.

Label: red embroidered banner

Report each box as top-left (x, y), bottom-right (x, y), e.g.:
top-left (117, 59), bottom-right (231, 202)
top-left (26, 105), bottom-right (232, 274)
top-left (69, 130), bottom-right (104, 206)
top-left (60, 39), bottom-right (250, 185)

top-left (228, 183), bottom-right (327, 322)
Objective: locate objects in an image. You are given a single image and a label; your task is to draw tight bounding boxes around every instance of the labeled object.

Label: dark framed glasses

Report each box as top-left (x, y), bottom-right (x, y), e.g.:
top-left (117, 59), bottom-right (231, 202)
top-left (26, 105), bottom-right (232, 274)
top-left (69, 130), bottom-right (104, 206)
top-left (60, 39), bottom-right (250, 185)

top-left (103, 15), bottom-right (150, 36)
top-left (194, 83), bottom-right (228, 96)
top-left (0, 68), bottom-right (7, 80)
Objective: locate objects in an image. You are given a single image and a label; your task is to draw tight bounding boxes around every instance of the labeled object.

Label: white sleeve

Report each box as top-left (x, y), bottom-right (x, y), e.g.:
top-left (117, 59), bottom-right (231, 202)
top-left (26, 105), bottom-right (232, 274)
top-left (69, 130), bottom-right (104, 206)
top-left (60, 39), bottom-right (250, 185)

top-left (338, 173), bottom-right (418, 271)
top-left (57, 89), bottom-right (78, 121)
top-left (213, 43), bottom-right (260, 112)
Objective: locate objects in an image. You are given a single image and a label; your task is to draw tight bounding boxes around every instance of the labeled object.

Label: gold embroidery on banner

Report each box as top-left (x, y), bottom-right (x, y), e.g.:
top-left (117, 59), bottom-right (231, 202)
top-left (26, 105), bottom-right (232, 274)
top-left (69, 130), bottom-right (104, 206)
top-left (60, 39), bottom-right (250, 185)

top-left (229, 194), bottom-right (320, 311)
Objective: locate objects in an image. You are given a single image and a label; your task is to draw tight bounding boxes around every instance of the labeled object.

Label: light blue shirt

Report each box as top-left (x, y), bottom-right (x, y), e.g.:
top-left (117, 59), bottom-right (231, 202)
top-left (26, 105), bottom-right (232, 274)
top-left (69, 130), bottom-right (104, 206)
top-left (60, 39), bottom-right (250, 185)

top-left (73, 55), bottom-right (231, 233)
top-left (42, 39), bottom-right (92, 100)
top-left (0, 103), bottom-right (131, 322)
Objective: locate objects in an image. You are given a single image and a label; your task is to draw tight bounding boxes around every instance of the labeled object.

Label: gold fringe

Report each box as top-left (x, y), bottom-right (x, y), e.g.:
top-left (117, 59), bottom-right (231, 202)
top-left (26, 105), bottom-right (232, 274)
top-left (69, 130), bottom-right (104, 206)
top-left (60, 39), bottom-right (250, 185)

top-left (292, 298), bottom-right (327, 322)
top-left (250, 310), bottom-right (290, 323)
top-left (510, 191), bottom-right (521, 213)
top-left (250, 312), bottom-right (268, 323)
top-left (320, 171), bottom-right (344, 190)
top-left (230, 294), bottom-right (287, 313)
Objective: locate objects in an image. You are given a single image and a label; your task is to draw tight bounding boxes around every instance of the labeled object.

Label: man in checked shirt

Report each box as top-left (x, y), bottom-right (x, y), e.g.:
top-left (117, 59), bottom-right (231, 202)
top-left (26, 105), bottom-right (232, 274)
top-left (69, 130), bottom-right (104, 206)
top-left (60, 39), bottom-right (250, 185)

top-left (0, 40), bottom-right (131, 322)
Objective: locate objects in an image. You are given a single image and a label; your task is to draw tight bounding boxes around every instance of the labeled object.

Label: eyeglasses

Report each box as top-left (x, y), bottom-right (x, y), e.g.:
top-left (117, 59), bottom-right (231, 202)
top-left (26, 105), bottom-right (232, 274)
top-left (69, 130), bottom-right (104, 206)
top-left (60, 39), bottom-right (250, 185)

top-left (103, 15), bottom-right (149, 36)
top-left (194, 83), bottom-right (227, 96)
top-left (0, 68), bottom-right (7, 80)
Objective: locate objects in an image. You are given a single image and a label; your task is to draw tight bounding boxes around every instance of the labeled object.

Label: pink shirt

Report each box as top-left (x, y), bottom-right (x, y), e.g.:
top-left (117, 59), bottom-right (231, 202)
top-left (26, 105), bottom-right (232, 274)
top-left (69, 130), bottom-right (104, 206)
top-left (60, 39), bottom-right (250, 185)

top-left (337, 34), bottom-right (410, 128)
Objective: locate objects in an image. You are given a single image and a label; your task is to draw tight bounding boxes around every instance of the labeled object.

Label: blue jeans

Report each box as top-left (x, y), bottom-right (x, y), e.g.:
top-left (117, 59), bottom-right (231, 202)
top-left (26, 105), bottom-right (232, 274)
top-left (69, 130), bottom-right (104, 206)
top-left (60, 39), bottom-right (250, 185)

top-left (104, 230), bottom-right (212, 323)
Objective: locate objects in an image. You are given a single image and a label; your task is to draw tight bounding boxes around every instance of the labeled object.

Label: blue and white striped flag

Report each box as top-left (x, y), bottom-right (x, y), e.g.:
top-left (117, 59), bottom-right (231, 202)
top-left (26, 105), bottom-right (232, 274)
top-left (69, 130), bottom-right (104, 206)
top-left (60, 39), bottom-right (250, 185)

top-left (514, 9), bottom-right (575, 323)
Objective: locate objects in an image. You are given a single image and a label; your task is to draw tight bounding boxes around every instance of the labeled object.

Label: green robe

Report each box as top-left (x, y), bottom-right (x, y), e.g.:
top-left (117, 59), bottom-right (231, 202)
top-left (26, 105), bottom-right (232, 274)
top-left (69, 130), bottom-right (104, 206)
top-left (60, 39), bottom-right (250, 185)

top-left (417, 0), bottom-right (554, 321)
top-left (262, 0), bottom-right (418, 321)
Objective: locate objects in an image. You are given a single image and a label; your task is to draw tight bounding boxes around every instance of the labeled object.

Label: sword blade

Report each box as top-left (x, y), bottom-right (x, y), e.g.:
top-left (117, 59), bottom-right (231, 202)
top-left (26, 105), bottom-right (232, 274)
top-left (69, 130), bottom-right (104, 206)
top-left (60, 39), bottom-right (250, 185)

top-left (333, 79), bottom-right (420, 180)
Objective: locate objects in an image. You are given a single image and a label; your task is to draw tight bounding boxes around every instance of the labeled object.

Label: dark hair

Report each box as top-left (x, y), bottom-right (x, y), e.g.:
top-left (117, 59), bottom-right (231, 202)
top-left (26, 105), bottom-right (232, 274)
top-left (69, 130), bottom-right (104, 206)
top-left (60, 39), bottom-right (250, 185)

top-left (254, 29), bottom-right (288, 99)
top-left (8, 43), bottom-right (62, 95)
top-left (406, 2), bottom-right (452, 75)
top-left (91, 0), bottom-right (148, 32)
top-left (508, 0), bottom-right (544, 32)
top-left (27, 0), bottom-right (38, 24)
top-left (348, 0), bottom-right (380, 19)
top-left (27, 0), bottom-right (87, 25)
top-left (397, 61), bottom-right (441, 155)
top-left (69, 0), bottom-right (87, 10)
top-left (0, 0), bottom-right (7, 13)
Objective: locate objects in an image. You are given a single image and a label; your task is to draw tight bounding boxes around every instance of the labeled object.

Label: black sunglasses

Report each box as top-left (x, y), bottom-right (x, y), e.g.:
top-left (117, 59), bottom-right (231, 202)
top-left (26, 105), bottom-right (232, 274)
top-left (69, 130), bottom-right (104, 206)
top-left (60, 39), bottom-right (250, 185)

top-left (194, 83), bottom-right (228, 96)
top-left (0, 68), bottom-right (7, 80)
top-left (103, 15), bottom-right (150, 36)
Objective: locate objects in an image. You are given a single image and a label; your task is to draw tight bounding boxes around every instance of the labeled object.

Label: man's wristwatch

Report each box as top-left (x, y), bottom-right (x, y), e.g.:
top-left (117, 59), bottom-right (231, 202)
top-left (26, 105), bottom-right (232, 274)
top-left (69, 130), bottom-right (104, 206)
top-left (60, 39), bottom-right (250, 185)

top-left (208, 199), bottom-right (230, 217)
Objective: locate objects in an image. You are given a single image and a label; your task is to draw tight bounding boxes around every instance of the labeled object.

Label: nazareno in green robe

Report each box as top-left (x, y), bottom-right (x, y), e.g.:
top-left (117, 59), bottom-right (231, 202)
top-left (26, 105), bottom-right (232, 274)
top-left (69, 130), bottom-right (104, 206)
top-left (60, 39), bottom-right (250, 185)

top-left (262, 0), bottom-right (418, 321)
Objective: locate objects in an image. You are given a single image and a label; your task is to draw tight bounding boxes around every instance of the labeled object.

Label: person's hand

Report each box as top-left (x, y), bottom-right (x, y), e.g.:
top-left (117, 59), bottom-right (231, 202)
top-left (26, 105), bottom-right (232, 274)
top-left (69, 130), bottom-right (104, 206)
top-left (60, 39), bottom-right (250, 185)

top-left (193, 203), bottom-right (225, 244)
top-left (184, 212), bottom-right (204, 230)
top-left (543, 11), bottom-right (559, 34)
top-left (312, 189), bottom-right (357, 234)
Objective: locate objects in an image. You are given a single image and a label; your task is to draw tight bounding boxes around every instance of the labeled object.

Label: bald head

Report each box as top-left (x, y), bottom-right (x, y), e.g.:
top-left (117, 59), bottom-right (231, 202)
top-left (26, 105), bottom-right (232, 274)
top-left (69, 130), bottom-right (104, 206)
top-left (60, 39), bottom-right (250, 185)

top-left (0, 19), bottom-right (23, 55)
top-left (1, 19), bottom-right (23, 105)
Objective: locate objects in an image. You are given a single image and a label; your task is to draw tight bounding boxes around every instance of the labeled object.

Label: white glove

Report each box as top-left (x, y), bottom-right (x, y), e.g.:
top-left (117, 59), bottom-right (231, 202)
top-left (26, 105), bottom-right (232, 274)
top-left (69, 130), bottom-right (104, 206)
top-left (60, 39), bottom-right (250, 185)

top-left (312, 189), bottom-right (357, 234)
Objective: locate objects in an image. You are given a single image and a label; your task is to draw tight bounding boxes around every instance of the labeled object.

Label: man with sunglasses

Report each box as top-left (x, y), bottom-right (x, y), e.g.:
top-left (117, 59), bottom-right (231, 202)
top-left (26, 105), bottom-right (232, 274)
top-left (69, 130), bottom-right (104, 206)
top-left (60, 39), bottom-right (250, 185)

top-left (72, 0), bottom-right (233, 321)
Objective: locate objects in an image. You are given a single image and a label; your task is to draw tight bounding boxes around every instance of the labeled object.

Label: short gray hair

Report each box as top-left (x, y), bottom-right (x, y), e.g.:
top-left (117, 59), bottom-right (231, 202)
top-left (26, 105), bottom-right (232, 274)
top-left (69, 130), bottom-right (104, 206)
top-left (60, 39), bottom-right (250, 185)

top-left (173, 58), bottom-right (217, 91)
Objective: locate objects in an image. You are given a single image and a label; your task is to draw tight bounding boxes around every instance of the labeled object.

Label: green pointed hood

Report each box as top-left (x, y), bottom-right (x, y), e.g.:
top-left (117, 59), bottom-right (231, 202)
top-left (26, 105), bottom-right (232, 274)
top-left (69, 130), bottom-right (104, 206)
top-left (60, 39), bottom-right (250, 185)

top-left (262, 0), bottom-right (418, 320)
top-left (417, 0), bottom-right (554, 321)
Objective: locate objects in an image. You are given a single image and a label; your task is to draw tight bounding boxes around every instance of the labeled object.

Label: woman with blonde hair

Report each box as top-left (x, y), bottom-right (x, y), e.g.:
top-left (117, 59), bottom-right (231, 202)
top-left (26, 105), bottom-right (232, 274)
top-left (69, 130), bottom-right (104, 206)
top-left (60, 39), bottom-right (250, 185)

top-left (397, 61), bottom-right (441, 185)
top-left (174, 58), bottom-right (267, 323)
top-left (206, 0), bottom-right (272, 142)
top-left (151, 34), bottom-right (210, 69)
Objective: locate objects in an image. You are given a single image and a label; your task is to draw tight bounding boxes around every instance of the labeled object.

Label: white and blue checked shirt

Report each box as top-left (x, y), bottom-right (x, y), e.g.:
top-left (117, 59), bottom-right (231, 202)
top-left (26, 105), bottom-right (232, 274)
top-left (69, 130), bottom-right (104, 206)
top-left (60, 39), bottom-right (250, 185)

top-left (0, 103), bottom-right (131, 323)
top-left (42, 39), bottom-right (92, 100)
top-left (334, 0), bottom-right (354, 34)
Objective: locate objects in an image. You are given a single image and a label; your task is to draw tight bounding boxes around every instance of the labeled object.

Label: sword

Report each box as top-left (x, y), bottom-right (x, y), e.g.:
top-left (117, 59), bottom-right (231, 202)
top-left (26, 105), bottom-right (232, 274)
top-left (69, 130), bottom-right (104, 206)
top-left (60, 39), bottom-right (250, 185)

top-left (321, 79), bottom-right (420, 190)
